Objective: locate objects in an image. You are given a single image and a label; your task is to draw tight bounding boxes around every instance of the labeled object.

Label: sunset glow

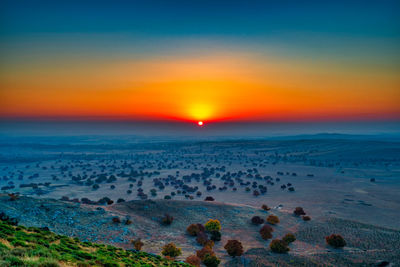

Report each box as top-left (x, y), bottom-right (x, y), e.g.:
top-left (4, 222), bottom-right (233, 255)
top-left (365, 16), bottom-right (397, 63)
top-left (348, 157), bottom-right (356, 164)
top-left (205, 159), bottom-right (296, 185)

top-left (0, 1), bottom-right (399, 122)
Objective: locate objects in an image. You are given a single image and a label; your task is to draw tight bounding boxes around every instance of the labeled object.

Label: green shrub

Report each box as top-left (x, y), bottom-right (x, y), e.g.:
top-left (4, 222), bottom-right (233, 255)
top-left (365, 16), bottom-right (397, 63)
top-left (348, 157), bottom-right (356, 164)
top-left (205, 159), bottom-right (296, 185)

top-left (205, 220), bottom-right (221, 232)
top-left (161, 243), bottom-right (182, 258)
top-left (325, 234), bottom-right (346, 248)
top-left (282, 233), bottom-right (296, 244)
top-left (270, 239), bottom-right (289, 253)
top-left (203, 254), bottom-right (220, 267)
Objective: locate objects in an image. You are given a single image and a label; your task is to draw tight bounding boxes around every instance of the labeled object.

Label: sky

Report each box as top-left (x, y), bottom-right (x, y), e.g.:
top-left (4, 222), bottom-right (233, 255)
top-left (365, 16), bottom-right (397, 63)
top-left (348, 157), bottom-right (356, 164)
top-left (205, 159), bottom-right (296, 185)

top-left (0, 0), bottom-right (399, 123)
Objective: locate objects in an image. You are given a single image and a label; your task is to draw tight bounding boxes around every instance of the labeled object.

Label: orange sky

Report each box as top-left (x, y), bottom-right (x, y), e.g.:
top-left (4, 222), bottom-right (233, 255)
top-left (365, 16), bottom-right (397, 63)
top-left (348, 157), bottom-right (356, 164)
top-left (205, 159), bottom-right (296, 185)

top-left (0, 51), bottom-right (399, 122)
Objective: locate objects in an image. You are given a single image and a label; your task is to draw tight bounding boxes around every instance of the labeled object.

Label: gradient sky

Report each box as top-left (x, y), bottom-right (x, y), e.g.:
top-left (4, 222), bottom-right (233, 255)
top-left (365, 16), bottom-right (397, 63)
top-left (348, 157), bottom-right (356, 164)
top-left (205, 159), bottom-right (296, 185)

top-left (0, 0), bottom-right (399, 122)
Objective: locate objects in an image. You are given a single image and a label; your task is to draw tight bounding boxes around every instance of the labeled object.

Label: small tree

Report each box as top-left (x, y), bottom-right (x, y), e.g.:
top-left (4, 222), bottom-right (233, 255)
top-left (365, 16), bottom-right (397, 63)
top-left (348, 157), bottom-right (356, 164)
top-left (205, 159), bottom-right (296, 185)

top-left (251, 216), bottom-right (264, 225)
top-left (325, 234), bottom-right (346, 248)
top-left (266, 215), bottom-right (279, 225)
top-left (282, 233), bottom-right (296, 244)
top-left (162, 214), bottom-right (174, 225)
top-left (259, 225), bottom-right (273, 240)
top-left (205, 219), bottom-right (221, 232)
top-left (293, 207), bottom-right (306, 216)
top-left (203, 254), bottom-right (221, 267)
top-left (261, 204), bottom-right (271, 211)
top-left (224, 240), bottom-right (244, 257)
top-left (204, 196), bottom-right (214, 201)
top-left (131, 239), bottom-right (144, 251)
top-left (186, 255), bottom-right (201, 267)
top-left (161, 243), bottom-right (182, 258)
top-left (270, 239), bottom-right (289, 253)
top-left (112, 217), bottom-right (121, 224)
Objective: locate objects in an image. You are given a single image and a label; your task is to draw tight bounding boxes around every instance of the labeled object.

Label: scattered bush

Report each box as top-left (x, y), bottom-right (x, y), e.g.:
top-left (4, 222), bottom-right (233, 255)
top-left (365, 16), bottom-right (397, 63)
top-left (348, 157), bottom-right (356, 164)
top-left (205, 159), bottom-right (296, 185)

top-left (266, 215), bottom-right (279, 225)
top-left (131, 239), bottom-right (144, 251)
top-left (203, 254), bottom-right (220, 267)
top-left (196, 246), bottom-right (215, 260)
top-left (187, 224), bottom-right (202, 236)
top-left (161, 214), bottom-right (174, 225)
top-left (261, 204), bottom-right (271, 211)
top-left (270, 239), bottom-right (289, 253)
top-left (325, 234), bottom-right (346, 248)
top-left (210, 231), bottom-right (221, 242)
top-left (161, 243), bottom-right (182, 258)
top-left (186, 255), bottom-right (201, 267)
top-left (204, 240), bottom-right (215, 249)
top-left (112, 217), bottom-right (121, 224)
top-left (196, 231), bottom-right (209, 246)
top-left (259, 225), bottom-right (273, 240)
top-left (293, 207), bottom-right (306, 216)
top-left (251, 216), bottom-right (264, 225)
top-left (224, 240), bottom-right (244, 257)
top-left (205, 219), bottom-right (221, 232)
top-left (282, 233), bottom-right (296, 244)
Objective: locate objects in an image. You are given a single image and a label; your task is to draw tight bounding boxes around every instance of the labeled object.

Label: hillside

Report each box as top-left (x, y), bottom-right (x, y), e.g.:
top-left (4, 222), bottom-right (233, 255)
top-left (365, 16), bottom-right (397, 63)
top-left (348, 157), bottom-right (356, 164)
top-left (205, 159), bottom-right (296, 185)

top-left (0, 216), bottom-right (191, 267)
top-left (1, 194), bottom-right (399, 266)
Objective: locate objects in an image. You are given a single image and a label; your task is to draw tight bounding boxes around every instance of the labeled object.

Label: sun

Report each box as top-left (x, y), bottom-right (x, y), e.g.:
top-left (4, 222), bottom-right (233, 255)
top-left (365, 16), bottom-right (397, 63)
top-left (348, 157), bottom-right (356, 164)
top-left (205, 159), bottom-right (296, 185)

top-left (197, 121), bottom-right (204, 126)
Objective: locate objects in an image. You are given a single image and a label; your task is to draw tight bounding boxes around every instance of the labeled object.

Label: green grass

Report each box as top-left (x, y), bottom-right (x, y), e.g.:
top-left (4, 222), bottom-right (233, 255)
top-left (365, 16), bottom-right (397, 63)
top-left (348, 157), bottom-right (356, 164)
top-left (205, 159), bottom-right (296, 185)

top-left (0, 219), bottom-right (192, 267)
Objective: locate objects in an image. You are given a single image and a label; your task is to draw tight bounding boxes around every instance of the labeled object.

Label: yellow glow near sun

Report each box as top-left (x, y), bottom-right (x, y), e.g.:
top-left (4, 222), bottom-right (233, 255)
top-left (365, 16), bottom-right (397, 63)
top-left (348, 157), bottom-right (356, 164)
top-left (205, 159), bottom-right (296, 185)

top-left (188, 103), bottom-right (213, 121)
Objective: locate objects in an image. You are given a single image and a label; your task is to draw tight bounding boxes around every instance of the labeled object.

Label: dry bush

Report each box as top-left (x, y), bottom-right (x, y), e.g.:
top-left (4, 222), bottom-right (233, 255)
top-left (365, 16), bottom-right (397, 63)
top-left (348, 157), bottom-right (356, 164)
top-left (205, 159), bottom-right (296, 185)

top-left (261, 204), bottom-right (271, 211)
top-left (251, 216), bottom-right (264, 225)
top-left (131, 239), bottom-right (144, 251)
top-left (161, 243), bottom-right (182, 258)
top-left (293, 207), bottom-right (306, 216)
top-left (267, 215), bottom-right (280, 225)
top-left (270, 239), bottom-right (289, 253)
top-left (282, 233), bottom-right (296, 244)
top-left (196, 231), bottom-right (209, 246)
top-left (259, 224), bottom-right (274, 240)
top-left (185, 255), bottom-right (201, 267)
top-left (224, 240), bottom-right (244, 257)
top-left (326, 234), bottom-right (346, 248)
top-left (196, 246), bottom-right (215, 260)
top-left (162, 214), bottom-right (174, 225)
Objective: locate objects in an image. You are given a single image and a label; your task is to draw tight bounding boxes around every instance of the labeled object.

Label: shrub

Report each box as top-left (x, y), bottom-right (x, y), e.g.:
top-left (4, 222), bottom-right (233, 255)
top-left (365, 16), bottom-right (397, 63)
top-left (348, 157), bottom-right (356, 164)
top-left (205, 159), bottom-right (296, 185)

top-left (266, 215), bottom-right (279, 225)
top-left (210, 231), bottom-right (221, 242)
top-left (293, 207), bottom-right (306, 216)
top-left (187, 224), bottom-right (202, 236)
top-left (259, 225), bottom-right (273, 240)
top-left (325, 234), bottom-right (346, 248)
top-left (270, 239), bottom-right (289, 253)
top-left (204, 240), bottom-right (215, 249)
top-left (205, 219), bottom-right (221, 232)
top-left (196, 231), bottom-right (209, 246)
top-left (302, 215), bottom-right (311, 221)
top-left (116, 198), bottom-right (125, 203)
top-left (251, 216), bottom-right (264, 225)
top-left (131, 239), bottom-right (144, 251)
top-left (161, 243), bottom-right (182, 258)
top-left (261, 204), bottom-right (271, 211)
top-left (204, 196), bottom-right (214, 201)
top-left (196, 246), bottom-right (215, 260)
top-left (224, 240), bottom-right (244, 257)
top-left (282, 233), bottom-right (296, 243)
top-left (112, 217), bottom-right (121, 224)
top-left (161, 214), bottom-right (174, 225)
top-left (186, 255), bottom-right (201, 267)
top-left (203, 254), bottom-right (220, 267)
